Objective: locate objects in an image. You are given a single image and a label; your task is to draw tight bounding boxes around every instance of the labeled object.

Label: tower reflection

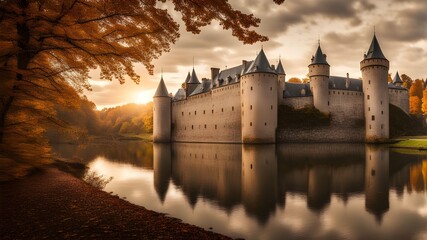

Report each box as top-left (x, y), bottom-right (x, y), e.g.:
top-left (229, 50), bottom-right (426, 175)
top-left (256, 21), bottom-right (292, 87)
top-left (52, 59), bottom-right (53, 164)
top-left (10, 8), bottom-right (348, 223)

top-left (365, 145), bottom-right (389, 223)
top-left (241, 144), bottom-right (277, 224)
top-left (153, 143), bottom-right (172, 203)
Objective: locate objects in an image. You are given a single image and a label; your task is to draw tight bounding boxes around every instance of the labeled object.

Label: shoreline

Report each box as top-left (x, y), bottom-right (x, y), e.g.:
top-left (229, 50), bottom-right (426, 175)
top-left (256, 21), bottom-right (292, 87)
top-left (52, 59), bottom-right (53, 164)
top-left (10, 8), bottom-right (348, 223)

top-left (0, 165), bottom-right (231, 239)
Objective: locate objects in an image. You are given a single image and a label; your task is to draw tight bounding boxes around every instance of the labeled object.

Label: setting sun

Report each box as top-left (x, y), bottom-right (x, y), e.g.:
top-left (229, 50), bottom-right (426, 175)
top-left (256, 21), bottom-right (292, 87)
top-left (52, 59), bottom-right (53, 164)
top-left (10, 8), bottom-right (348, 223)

top-left (136, 90), bottom-right (155, 104)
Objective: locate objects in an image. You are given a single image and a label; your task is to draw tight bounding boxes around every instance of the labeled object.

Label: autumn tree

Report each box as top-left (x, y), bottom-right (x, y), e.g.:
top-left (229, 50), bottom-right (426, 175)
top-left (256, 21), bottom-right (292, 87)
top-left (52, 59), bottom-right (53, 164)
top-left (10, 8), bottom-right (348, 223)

top-left (410, 96), bottom-right (422, 115)
top-left (0, 0), bottom-right (282, 173)
top-left (422, 88), bottom-right (427, 115)
top-left (401, 74), bottom-right (413, 89)
top-left (410, 79), bottom-right (424, 99)
top-left (288, 77), bottom-right (303, 83)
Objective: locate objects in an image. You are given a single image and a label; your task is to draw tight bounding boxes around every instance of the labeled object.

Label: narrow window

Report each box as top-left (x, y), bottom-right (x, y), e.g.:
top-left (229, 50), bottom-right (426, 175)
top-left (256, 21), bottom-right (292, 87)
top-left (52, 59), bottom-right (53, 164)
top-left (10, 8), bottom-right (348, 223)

top-left (367, 95), bottom-right (370, 100)
top-left (250, 122), bottom-right (252, 126)
top-left (203, 110), bottom-right (205, 114)
top-left (381, 124), bottom-right (383, 129)
top-left (212, 109), bottom-right (214, 114)
top-left (215, 124), bottom-right (217, 129)
top-left (232, 106), bottom-right (234, 111)
top-left (195, 111), bottom-right (196, 115)
top-left (189, 112), bottom-right (190, 115)
top-left (204, 124), bottom-right (207, 129)
top-left (221, 108), bottom-right (224, 112)
top-left (372, 115), bottom-right (375, 121)
top-left (369, 80), bottom-right (371, 84)
top-left (368, 107), bottom-right (370, 111)
top-left (271, 105), bottom-right (273, 110)
top-left (250, 105), bottom-right (252, 110)
top-left (328, 101), bottom-right (330, 106)
top-left (182, 112), bottom-right (184, 116)
top-left (251, 86), bottom-right (253, 91)
top-left (265, 122), bottom-right (267, 126)
top-left (192, 125), bottom-right (193, 129)
top-left (369, 125), bottom-right (371, 129)
top-left (270, 87), bottom-right (273, 91)
top-left (381, 110), bottom-right (383, 115)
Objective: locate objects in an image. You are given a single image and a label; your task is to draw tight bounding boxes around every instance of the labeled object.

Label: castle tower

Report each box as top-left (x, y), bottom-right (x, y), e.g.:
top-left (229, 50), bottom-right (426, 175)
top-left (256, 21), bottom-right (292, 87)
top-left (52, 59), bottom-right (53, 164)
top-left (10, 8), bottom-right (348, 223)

top-left (240, 49), bottom-right (278, 143)
top-left (308, 43), bottom-right (330, 114)
top-left (276, 59), bottom-right (286, 103)
top-left (360, 34), bottom-right (390, 142)
top-left (392, 71), bottom-right (403, 87)
top-left (185, 68), bottom-right (200, 96)
top-left (153, 76), bottom-right (171, 142)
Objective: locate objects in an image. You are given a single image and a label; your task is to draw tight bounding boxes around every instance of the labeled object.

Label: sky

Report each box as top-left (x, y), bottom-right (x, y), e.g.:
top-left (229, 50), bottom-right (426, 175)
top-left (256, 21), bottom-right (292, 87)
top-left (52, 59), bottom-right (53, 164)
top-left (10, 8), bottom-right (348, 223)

top-left (85, 0), bottom-right (427, 109)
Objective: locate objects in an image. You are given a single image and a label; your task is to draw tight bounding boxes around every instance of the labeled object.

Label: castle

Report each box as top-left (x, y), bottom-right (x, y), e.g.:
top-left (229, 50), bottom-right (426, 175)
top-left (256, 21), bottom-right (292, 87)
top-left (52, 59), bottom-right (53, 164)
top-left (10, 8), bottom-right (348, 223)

top-left (153, 34), bottom-right (409, 143)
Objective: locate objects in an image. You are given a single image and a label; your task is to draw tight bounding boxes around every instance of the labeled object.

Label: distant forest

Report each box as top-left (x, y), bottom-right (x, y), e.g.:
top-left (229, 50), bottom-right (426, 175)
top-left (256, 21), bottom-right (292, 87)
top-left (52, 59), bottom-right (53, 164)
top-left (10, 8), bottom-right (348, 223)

top-left (47, 96), bottom-right (153, 144)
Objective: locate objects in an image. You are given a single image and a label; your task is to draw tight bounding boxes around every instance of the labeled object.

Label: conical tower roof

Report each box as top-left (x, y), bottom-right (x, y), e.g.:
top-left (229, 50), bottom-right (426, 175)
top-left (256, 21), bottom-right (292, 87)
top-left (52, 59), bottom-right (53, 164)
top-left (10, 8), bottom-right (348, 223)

top-left (310, 44), bottom-right (329, 65)
top-left (392, 71), bottom-right (403, 84)
top-left (276, 59), bottom-right (286, 74)
top-left (245, 49), bottom-right (276, 74)
top-left (154, 76), bottom-right (169, 97)
top-left (184, 72), bottom-right (191, 83)
top-left (364, 34), bottom-right (386, 60)
top-left (188, 68), bottom-right (200, 84)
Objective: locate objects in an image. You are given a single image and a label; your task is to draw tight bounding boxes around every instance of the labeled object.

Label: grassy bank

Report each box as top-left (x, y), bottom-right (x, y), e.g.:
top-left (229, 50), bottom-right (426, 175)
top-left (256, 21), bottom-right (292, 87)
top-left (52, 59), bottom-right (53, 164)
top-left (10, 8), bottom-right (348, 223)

top-left (391, 137), bottom-right (427, 150)
top-left (118, 133), bottom-right (152, 141)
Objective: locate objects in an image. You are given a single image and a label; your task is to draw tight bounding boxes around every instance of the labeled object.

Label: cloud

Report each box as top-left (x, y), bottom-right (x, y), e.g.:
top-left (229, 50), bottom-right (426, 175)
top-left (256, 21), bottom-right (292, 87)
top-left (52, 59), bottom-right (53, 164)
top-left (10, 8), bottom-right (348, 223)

top-left (84, 0), bottom-right (426, 108)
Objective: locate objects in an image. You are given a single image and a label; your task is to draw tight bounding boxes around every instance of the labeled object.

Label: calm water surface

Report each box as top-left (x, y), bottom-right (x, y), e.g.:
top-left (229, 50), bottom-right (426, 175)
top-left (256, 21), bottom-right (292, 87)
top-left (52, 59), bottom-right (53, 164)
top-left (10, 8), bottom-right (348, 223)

top-left (53, 143), bottom-right (427, 240)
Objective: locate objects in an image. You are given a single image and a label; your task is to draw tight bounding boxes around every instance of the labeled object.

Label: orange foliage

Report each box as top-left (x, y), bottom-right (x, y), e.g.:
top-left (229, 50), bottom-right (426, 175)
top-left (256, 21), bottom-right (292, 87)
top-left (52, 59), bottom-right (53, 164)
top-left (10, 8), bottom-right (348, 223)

top-left (288, 77), bottom-right (302, 83)
top-left (422, 89), bottom-right (427, 115)
top-left (409, 79), bottom-right (424, 98)
top-left (409, 96), bottom-right (422, 115)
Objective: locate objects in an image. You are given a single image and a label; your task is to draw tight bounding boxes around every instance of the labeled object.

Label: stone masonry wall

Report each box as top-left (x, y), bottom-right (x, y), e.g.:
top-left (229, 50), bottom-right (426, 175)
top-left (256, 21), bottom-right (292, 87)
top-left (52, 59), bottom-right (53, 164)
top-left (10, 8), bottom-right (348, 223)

top-left (171, 83), bottom-right (241, 143)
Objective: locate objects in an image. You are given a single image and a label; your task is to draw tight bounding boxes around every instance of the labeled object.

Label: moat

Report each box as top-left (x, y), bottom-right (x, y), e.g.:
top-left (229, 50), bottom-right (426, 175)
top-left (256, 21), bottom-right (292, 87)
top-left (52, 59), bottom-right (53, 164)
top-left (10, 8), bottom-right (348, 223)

top-left (53, 142), bottom-right (427, 240)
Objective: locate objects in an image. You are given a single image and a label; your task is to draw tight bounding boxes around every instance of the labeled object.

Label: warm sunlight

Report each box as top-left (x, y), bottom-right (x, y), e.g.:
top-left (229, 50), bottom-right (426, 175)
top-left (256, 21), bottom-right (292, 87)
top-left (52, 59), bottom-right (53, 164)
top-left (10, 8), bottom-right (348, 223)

top-left (136, 89), bottom-right (156, 104)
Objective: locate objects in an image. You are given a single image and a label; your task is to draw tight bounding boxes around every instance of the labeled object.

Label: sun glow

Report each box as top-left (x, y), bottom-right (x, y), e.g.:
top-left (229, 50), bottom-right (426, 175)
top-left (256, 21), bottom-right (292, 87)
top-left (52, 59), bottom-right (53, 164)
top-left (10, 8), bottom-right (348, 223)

top-left (135, 89), bottom-right (156, 104)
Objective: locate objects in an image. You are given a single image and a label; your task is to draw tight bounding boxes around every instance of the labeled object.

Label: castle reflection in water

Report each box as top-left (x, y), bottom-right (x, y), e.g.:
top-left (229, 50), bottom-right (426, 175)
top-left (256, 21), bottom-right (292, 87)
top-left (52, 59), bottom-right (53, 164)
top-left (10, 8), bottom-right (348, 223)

top-left (52, 142), bottom-right (427, 228)
top-left (151, 143), bottom-right (426, 224)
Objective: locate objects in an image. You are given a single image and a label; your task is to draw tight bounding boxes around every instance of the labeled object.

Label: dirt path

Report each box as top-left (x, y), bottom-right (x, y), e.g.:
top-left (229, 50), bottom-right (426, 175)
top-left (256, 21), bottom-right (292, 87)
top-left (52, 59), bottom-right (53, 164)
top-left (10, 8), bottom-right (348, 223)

top-left (0, 167), bottom-right (231, 239)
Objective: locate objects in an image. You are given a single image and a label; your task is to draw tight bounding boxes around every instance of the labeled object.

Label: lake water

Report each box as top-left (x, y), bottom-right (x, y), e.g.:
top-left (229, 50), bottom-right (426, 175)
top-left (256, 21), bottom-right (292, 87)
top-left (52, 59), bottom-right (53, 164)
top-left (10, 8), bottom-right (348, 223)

top-left (53, 142), bottom-right (427, 240)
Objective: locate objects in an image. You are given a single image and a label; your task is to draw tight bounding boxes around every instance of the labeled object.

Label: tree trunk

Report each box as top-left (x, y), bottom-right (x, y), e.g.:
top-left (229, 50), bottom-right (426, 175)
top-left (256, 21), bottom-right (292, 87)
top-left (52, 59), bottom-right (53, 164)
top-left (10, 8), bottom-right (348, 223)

top-left (0, 96), bottom-right (14, 143)
top-left (0, 0), bottom-right (30, 143)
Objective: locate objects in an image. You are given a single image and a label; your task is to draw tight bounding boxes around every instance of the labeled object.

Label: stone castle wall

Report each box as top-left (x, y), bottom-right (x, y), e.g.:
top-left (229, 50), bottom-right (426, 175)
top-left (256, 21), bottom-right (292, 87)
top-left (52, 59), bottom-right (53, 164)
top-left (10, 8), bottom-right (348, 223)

top-left (171, 83), bottom-right (241, 143)
top-left (282, 96), bottom-right (313, 109)
top-left (278, 89), bottom-right (365, 142)
top-left (328, 89), bottom-right (364, 124)
top-left (389, 89), bottom-right (409, 114)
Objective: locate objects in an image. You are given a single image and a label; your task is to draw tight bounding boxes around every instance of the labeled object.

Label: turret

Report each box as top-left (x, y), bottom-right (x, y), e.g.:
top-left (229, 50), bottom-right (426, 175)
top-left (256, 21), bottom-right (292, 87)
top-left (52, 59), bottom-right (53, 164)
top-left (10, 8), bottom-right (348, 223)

top-left (360, 34), bottom-right (390, 142)
top-left (186, 68), bottom-right (200, 96)
top-left (392, 71), bottom-right (403, 87)
top-left (153, 76), bottom-right (171, 142)
top-left (240, 49), bottom-right (278, 143)
top-left (276, 59), bottom-right (286, 103)
top-left (308, 43), bottom-right (330, 114)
